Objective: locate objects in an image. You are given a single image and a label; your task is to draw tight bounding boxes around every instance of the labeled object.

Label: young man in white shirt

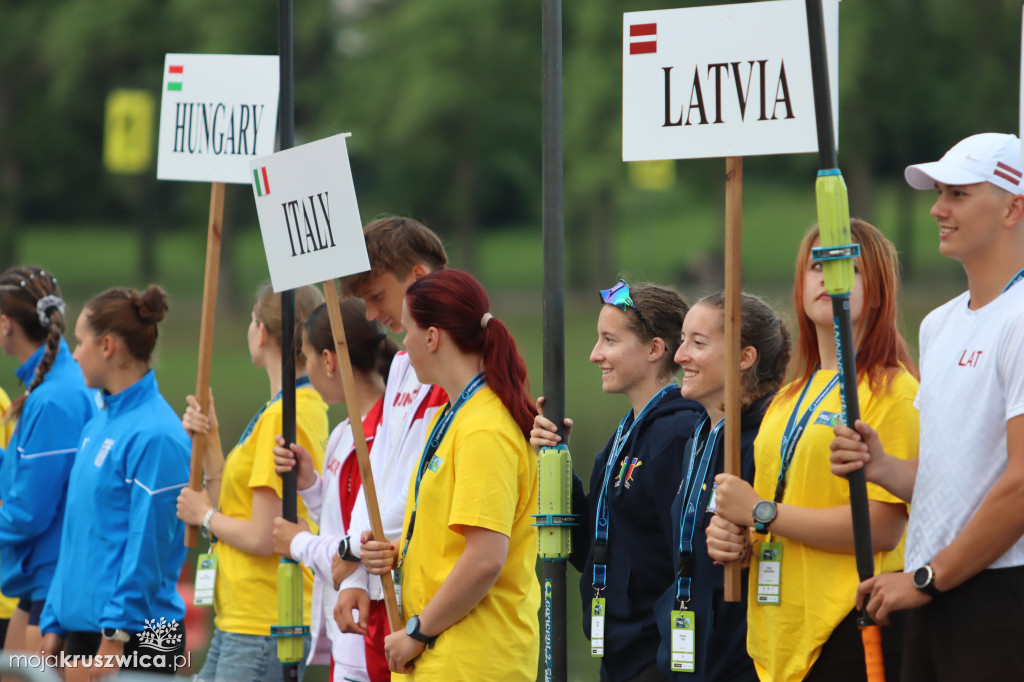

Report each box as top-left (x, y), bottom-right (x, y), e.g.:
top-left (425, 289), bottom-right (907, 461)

top-left (333, 216), bottom-right (450, 681)
top-left (831, 133), bottom-right (1024, 680)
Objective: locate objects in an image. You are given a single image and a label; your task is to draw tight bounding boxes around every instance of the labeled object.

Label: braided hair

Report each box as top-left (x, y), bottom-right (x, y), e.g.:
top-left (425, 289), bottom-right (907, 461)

top-left (0, 266), bottom-right (66, 421)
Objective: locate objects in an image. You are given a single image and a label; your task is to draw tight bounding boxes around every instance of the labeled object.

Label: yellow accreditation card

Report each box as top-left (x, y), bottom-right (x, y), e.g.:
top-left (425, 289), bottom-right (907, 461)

top-left (590, 598), bottom-right (606, 657)
top-left (194, 553), bottom-right (217, 606)
top-left (756, 542), bottom-right (782, 605)
top-left (669, 610), bottom-right (696, 672)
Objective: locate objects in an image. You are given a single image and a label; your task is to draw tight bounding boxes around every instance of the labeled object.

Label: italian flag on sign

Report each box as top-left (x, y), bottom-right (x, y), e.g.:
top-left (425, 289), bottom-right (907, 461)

top-left (253, 167), bottom-right (271, 197)
top-left (167, 65), bottom-right (183, 91)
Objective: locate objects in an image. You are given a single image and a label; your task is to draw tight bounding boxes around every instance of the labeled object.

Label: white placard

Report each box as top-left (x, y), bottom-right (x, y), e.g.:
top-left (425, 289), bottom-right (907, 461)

top-left (623, 0), bottom-right (839, 161)
top-left (250, 133), bottom-right (369, 292)
top-left (157, 54), bottom-right (280, 184)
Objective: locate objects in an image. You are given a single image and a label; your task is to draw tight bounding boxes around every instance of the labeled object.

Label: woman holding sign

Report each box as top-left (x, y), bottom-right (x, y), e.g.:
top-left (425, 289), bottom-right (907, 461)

top-left (0, 266), bottom-right (95, 655)
top-left (531, 279), bottom-right (702, 681)
top-left (654, 291), bottom-right (790, 681)
top-left (708, 220), bottom-right (918, 682)
top-left (177, 284), bottom-right (328, 682)
top-left (272, 298), bottom-right (398, 682)
top-left (360, 269), bottom-right (540, 680)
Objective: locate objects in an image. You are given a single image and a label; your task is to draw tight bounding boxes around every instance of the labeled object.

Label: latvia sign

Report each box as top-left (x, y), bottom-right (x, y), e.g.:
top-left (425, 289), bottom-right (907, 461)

top-left (623, 0), bottom-right (839, 161)
top-left (250, 133), bottom-right (369, 293)
top-left (157, 54), bottom-right (280, 184)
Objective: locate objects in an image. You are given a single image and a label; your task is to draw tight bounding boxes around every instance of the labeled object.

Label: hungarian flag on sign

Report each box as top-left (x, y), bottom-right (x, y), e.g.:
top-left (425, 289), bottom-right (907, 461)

top-left (253, 167), bottom-right (271, 197)
top-left (166, 65), bottom-right (184, 91)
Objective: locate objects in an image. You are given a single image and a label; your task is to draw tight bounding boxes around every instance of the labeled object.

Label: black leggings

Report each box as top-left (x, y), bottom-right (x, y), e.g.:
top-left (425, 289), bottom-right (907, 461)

top-left (804, 606), bottom-right (905, 682)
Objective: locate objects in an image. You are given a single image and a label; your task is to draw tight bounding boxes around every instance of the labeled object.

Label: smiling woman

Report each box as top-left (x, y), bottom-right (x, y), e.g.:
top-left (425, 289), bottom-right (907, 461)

top-left (531, 280), bottom-right (703, 682)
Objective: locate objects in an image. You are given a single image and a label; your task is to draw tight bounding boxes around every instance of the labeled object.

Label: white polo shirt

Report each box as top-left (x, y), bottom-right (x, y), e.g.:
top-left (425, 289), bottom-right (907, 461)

top-left (905, 277), bottom-right (1024, 570)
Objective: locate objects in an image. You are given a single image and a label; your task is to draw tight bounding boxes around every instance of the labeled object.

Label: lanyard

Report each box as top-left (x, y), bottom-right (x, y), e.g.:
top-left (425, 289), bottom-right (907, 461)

top-left (234, 376), bottom-right (312, 449)
top-left (399, 372), bottom-right (486, 567)
top-left (592, 383), bottom-right (677, 591)
top-left (773, 371), bottom-right (840, 503)
top-left (1002, 267), bottom-right (1024, 294)
top-left (675, 416), bottom-right (724, 603)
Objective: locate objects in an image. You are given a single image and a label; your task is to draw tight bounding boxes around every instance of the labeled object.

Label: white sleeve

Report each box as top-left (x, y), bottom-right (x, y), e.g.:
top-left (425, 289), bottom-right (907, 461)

top-left (298, 473), bottom-right (325, 523)
top-left (338, 561), bottom-right (370, 594)
top-left (291, 530), bottom-right (342, 586)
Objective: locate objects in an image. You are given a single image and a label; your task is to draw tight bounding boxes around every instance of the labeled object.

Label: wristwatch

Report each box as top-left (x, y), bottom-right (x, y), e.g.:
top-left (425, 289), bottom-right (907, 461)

top-left (752, 500), bottom-right (778, 533)
top-left (913, 564), bottom-right (942, 598)
top-left (405, 615), bottom-right (438, 648)
top-left (337, 536), bottom-right (361, 563)
top-left (101, 628), bottom-right (131, 643)
top-left (200, 508), bottom-right (217, 540)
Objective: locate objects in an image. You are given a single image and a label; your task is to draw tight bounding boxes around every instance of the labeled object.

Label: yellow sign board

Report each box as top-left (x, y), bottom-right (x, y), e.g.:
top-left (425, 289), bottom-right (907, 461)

top-left (104, 89), bottom-right (155, 174)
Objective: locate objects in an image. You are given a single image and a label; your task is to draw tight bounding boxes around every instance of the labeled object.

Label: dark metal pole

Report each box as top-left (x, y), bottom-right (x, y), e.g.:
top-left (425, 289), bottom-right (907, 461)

top-left (277, 2), bottom-right (301, 679)
top-left (804, 1), bottom-right (885, 679)
top-left (540, 1), bottom-right (568, 681)
top-left (278, 0), bottom-right (297, 526)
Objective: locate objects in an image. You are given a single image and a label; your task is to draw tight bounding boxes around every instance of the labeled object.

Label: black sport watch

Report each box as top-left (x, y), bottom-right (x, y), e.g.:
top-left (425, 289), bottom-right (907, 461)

top-left (752, 500), bottom-right (778, 533)
top-left (405, 614), bottom-right (438, 648)
top-left (337, 536), bottom-right (361, 563)
top-left (101, 628), bottom-right (131, 643)
top-left (913, 564), bottom-right (942, 598)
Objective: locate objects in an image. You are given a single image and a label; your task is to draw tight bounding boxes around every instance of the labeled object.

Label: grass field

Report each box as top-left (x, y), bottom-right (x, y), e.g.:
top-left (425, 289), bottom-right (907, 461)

top-left (2, 176), bottom-right (968, 680)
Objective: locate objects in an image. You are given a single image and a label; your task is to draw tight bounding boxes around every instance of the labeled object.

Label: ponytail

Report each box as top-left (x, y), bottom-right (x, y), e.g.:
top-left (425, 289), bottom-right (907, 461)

top-left (0, 267), bottom-right (66, 422)
top-left (405, 270), bottom-right (537, 438)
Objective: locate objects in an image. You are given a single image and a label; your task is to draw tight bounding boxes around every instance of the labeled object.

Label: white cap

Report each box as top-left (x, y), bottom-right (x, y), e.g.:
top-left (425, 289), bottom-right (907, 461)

top-left (905, 133), bottom-right (1024, 195)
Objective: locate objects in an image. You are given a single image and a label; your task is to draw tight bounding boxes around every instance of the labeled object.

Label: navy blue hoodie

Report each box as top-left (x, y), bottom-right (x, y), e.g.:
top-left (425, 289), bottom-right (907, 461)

top-left (571, 389), bottom-right (703, 681)
top-left (654, 394), bottom-right (773, 681)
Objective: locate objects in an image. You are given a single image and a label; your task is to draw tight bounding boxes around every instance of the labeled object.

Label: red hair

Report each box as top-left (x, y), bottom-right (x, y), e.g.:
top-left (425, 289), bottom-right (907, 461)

top-left (405, 270), bottom-right (537, 438)
top-left (788, 219), bottom-right (919, 396)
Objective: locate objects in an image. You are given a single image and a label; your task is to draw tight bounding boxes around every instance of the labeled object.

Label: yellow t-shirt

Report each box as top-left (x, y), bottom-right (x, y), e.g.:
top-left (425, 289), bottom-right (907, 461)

top-left (398, 388), bottom-right (539, 681)
top-left (0, 386), bottom-right (17, 620)
top-left (213, 386), bottom-right (328, 635)
top-left (747, 369), bottom-right (919, 682)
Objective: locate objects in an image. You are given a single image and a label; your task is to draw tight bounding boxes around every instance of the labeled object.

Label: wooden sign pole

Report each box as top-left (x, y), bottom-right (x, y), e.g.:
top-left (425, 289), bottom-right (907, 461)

top-left (185, 181), bottom-right (225, 547)
top-left (723, 157), bottom-right (743, 602)
top-left (321, 281), bottom-right (403, 632)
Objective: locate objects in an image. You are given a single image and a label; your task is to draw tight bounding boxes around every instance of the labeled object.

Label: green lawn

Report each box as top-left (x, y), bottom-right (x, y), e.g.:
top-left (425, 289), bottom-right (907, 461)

top-left (3, 176), bottom-right (968, 680)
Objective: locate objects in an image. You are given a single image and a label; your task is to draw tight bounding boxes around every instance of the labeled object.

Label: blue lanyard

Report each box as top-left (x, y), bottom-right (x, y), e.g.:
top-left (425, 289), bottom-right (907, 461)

top-left (399, 372), bottom-right (486, 567)
top-left (675, 416), bottom-right (724, 603)
top-left (234, 375), bottom-right (312, 449)
top-left (1002, 267), bottom-right (1024, 294)
top-left (773, 371), bottom-right (840, 503)
top-left (592, 383), bottom-right (677, 590)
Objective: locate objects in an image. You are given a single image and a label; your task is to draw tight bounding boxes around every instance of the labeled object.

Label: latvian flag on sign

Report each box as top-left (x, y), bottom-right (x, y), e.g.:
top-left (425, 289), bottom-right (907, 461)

top-left (629, 23), bottom-right (657, 55)
top-left (253, 167), bottom-right (271, 197)
top-left (994, 161), bottom-right (1022, 187)
top-left (167, 65), bottom-right (183, 91)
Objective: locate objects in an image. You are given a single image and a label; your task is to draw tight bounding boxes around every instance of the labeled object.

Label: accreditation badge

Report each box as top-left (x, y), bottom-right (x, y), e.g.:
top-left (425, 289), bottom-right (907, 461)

top-left (590, 598), bottom-right (606, 657)
top-left (669, 610), bottom-right (696, 672)
top-left (755, 542), bottom-right (782, 605)
top-left (194, 552), bottom-right (217, 606)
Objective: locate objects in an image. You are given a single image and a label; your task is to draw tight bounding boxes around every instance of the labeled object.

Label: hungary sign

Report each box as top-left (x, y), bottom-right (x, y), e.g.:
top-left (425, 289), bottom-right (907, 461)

top-left (157, 53), bottom-right (280, 184)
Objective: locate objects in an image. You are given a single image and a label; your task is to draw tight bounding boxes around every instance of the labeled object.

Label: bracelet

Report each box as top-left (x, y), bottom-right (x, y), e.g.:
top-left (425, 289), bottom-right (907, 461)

top-left (203, 469), bottom-right (223, 488)
top-left (200, 508), bottom-right (217, 540)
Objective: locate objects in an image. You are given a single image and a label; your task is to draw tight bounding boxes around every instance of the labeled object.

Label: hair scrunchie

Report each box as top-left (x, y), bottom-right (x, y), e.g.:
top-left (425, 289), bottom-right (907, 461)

top-left (36, 295), bottom-right (65, 328)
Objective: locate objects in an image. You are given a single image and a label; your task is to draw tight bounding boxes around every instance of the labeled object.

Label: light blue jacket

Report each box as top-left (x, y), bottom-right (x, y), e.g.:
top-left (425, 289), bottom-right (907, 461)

top-left (0, 340), bottom-right (96, 600)
top-left (40, 370), bottom-right (189, 635)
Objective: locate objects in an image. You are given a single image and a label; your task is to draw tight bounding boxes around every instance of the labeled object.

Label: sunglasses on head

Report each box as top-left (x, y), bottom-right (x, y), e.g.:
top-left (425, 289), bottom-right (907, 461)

top-left (599, 280), bottom-right (656, 336)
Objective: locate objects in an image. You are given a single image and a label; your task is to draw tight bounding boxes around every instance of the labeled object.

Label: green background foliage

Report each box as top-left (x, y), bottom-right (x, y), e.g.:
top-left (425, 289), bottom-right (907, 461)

top-left (0, 0), bottom-right (1018, 678)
